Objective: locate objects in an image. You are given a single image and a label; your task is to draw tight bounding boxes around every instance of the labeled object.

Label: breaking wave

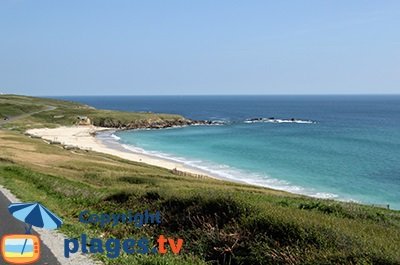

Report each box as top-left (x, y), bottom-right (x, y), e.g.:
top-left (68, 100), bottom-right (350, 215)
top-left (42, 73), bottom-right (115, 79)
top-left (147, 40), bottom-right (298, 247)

top-left (97, 130), bottom-right (342, 201)
top-left (244, 117), bottom-right (316, 124)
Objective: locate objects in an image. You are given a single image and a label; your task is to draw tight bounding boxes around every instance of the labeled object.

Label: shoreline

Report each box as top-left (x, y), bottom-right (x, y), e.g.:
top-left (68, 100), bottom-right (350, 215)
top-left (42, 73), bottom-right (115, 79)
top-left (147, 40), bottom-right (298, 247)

top-left (24, 125), bottom-right (394, 210)
top-left (25, 125), bottom-right (338, 198)
top-left (25, 126), bottom-right (217, 179)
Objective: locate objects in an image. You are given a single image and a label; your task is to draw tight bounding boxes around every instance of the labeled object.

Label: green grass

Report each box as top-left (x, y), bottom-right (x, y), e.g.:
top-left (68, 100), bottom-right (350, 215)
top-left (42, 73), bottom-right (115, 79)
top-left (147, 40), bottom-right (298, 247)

top-left (0, 131), bottom-right (399, 265)
top-left (1, 160), bottom-right (399, 264)
top-left (0, 101), bottom-right (45, 119)
top-left (1, 95), bottom-right (400, 264)
top-left (0, 94), bottom-right (185, 131)
top-left (29, 107), bottom-right (183, 127)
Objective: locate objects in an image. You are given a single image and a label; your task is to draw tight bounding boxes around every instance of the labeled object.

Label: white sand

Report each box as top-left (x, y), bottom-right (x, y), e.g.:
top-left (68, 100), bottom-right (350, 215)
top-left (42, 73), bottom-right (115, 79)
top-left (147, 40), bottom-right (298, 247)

top-left (26, 126), bottom-right (211, 177)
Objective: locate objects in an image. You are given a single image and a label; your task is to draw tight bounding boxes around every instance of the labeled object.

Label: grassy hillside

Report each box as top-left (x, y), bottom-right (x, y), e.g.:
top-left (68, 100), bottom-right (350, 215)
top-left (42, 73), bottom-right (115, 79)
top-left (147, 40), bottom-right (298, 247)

top-left (0, 94), bottom-right (184, 131)
top-left (0, 95), bottom-right (50, 119)
top-left (0, 95), bottom-right (399, 264)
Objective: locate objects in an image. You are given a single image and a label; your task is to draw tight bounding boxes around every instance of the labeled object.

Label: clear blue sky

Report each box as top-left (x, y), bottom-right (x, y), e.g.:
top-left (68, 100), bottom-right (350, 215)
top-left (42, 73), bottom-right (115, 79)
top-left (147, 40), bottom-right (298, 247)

top-left (1, 1), bottom-right (399, 95)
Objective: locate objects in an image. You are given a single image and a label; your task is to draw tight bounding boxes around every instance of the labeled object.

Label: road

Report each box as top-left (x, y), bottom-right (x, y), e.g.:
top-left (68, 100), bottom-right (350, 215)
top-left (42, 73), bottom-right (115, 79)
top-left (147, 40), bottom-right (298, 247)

top-left (0, 105), bottom-right (96, 265)
top-left (0, 191), bottom-right (61, 264)
top-left (0, 106), bottom-right (56, 126)
top-left (0, 105), bottom-right (61, 264)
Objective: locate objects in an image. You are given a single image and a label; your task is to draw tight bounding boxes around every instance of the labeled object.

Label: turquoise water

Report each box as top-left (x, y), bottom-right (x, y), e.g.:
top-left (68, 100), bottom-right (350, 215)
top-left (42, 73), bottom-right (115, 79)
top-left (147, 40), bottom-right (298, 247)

top-left (59, 96), bottom-right (400, 209)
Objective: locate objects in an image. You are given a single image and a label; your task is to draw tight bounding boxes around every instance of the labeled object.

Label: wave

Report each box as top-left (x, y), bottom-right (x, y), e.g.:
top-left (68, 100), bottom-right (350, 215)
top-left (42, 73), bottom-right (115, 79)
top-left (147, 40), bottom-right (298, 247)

top-left (244, 117), bottom-right (316, 124)
top-left (202, 117), bottom-right (316, 125)
top-left (98, 131), bottom-right (341, 200)
top-left (110, 134), bottom-right (121, 140)
top-left (209, 120), bottom-right (229, 125)
top-left (203, 117), bottom-right (316, 125)
top-left (120, 143), bottom-right (339, 198)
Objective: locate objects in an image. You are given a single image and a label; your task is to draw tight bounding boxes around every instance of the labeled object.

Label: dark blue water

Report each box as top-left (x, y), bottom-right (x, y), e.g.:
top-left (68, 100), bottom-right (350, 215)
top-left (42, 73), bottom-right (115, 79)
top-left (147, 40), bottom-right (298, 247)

top-left (57, 96), bottom-right (400, 209)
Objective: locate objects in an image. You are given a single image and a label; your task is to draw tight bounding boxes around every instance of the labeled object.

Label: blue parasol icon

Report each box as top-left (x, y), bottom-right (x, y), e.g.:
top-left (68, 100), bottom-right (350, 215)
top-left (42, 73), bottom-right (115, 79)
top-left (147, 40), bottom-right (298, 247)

top-left (8, 202), bottom-right (63, 254)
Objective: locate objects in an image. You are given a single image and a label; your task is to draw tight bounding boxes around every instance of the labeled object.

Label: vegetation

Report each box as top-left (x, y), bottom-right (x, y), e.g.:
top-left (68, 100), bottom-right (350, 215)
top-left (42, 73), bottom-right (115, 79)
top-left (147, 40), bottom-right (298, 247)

top-left (0, 95), bottom-right (399, 264)
top-left (0, 94), bottom-right (184, 131)
top-left (0, 95), bottom-right (49, 119)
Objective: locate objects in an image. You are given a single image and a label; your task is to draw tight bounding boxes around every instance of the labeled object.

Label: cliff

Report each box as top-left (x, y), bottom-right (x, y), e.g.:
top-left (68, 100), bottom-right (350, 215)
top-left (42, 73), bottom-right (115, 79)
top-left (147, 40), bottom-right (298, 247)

top-left (92, 116), bottom-right (214, 129)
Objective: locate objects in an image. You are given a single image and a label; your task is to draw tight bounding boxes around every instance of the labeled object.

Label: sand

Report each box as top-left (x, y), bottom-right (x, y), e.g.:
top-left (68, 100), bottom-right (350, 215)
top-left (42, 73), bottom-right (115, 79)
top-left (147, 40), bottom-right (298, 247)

top-left (26, 126), bottom-right (212, 178)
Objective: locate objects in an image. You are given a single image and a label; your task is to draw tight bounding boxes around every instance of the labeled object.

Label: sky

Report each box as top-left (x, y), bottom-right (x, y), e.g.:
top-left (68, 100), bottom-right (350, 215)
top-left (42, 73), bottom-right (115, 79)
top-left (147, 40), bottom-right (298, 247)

top-left (0, 1), bottom-right (399, 96)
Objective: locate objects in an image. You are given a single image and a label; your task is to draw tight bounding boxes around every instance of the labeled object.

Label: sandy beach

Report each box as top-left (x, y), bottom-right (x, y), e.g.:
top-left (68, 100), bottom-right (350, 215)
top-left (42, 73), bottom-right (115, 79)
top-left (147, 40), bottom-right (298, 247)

top-left (26, 126), bottom-right (212, 178)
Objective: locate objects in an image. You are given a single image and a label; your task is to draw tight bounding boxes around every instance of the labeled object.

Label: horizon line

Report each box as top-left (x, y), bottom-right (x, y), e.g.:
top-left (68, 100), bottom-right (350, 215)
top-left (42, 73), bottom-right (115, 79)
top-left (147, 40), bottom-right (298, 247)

top-left (2, 93), bottom-right (400, 97)
top-left (41, 93), bottom-right (400, 97)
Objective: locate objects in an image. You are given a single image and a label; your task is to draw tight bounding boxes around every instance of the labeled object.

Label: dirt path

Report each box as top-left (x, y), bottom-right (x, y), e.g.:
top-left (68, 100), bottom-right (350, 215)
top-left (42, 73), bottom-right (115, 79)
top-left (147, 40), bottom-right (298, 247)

top-left (0, 105), bottom-right (56, 126)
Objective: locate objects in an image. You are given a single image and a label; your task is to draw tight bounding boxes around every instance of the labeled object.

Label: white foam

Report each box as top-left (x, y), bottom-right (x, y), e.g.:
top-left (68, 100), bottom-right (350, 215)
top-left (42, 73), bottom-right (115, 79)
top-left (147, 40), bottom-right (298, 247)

top-left (111, 134), bottom-right (121, 140)
top-left (98, 131), bottom-right (343, 201)
top-left (117, 142), bottom-right (340, 200)
top-left (121, 144), bottom-right (146, 153)
top-left (244, 118), bottom-right (316, 124)
top-left (310, 192), bottom-right (339, 199)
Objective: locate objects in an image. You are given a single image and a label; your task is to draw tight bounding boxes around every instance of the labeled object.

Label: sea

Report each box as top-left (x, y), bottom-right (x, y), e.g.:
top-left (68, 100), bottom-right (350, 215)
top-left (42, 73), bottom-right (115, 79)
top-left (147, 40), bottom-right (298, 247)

top-left (57, 95), bottom-right (400, 209)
